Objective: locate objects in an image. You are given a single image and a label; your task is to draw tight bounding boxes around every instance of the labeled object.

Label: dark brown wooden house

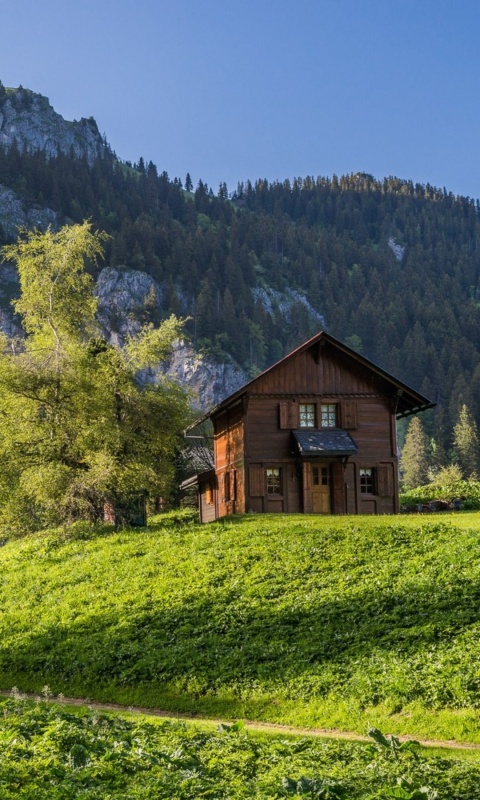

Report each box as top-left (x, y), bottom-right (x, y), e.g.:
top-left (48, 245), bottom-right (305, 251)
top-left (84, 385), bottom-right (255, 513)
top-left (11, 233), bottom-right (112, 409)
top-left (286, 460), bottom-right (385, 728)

top-left (189, 331), bottom-right (434, 521)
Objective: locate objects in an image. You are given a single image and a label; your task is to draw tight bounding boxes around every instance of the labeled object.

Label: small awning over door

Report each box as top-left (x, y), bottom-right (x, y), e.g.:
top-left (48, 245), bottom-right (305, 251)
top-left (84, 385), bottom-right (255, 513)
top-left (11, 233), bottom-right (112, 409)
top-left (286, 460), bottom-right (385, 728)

top-left (293, 429), bottom-right (358, 457)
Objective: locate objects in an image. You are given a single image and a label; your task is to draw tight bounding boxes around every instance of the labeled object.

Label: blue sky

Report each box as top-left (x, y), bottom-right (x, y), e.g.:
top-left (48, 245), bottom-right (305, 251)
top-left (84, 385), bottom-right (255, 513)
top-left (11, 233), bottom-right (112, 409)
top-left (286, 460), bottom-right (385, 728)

top-left (1, 0), bottom-right (479, 198)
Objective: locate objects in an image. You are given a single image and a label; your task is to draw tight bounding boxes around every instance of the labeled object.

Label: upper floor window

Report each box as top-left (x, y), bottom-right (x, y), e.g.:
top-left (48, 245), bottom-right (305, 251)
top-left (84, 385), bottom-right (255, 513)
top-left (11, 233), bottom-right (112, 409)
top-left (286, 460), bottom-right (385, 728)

top-left (299, 404), bottom-right (316, 428)
top-left (320, 404), bottom-right (337, 428)
top-left (360, 468), bottom-right (374, 494)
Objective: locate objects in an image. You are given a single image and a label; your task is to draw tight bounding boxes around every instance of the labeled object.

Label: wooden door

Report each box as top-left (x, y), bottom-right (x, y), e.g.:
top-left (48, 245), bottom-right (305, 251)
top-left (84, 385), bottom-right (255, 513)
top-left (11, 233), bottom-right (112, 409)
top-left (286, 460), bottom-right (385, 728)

top-left (311, 463), bottom-right (331, 513)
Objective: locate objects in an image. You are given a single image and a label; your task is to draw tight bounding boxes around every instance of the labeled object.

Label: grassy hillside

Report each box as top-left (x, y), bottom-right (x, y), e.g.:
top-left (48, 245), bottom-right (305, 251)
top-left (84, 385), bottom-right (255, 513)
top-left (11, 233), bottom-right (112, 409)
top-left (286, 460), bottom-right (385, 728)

top-left (1, 513), bottom-right (480, 742)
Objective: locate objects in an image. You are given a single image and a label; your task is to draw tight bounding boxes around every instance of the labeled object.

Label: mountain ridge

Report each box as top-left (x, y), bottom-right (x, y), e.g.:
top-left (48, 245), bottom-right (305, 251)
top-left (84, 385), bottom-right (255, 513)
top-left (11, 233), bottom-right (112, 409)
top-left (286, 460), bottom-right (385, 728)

top-left (0, 81), bottom-right (479, 462)
top-left (0, 83), bottom-right (107, 163)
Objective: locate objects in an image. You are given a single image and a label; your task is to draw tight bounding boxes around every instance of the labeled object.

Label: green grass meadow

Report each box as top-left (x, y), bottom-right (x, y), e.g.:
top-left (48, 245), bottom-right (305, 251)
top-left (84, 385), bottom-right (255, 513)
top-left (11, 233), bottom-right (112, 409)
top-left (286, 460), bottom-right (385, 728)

top-left (1, 511), bottom-right (480, 747)
top-left (1, 698), bottom-right (480, 799)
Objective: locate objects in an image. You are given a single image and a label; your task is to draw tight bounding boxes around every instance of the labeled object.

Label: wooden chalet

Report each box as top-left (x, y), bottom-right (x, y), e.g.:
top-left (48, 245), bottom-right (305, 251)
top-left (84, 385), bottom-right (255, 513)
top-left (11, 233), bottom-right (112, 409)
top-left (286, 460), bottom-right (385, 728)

top-left (188, 331), bottom-right (434, 521)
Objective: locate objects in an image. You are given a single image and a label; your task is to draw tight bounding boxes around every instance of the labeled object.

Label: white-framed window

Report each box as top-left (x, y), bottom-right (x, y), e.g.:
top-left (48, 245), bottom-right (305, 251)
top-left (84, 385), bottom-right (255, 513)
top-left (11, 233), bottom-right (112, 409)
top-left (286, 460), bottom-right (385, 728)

top-left (299, 403), bottom-right (316, 428)
top-left (360, 468), bottom-right (375, 494)
top-left (266, 468), bottom-right (282, 494)
top-left (320, 404), bottom-right (337, 427)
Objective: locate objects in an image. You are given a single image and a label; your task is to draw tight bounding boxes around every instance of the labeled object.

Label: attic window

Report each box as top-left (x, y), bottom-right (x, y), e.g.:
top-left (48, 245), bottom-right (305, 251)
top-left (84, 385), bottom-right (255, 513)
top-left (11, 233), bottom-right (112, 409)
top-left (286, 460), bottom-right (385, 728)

top-left (299, 404), bottom-right (316, 428)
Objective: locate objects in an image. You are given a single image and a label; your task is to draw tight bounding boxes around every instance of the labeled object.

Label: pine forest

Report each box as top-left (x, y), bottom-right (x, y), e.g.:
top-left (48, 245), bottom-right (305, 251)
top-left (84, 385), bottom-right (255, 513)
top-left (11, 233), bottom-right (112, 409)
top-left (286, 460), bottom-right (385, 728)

top-left (1, 112), bottom-right (480, 465)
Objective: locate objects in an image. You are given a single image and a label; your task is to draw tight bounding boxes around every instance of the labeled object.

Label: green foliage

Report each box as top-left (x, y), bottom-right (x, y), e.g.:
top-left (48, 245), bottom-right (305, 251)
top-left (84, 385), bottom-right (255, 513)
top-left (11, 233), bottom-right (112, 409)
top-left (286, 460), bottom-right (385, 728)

top-left (3, 222), bottom-right (106, 345)
top-left (282, 775), bottom-right (349, 798)
top-left (367, 728), bottom-right (420, 762)
top-left (0, 223), bottom-right (189, 527)
top-left (400, 476), bottom-right (480, 509)
top-left (453, 405), bottom-right (479, 478)
top-left (428, 464), bottom-right (463, 485)
top-left (2, 514), bottom-right (480, 743)
top-left (0, 700), bottom-right (478, 799)
top-left (367, 780), bottom-right (436, 800)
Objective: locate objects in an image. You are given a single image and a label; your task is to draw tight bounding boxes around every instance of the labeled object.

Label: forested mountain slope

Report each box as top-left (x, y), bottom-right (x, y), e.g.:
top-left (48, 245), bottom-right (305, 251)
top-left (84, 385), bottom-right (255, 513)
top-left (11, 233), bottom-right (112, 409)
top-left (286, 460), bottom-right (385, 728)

top-left (0, 83), bottom-right (479, 456)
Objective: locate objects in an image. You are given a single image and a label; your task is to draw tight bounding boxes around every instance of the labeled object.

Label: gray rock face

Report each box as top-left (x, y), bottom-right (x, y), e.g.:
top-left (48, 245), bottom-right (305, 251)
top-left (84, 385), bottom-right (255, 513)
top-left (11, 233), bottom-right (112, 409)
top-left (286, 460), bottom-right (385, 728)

top-left (252, 286), bottom-right (325, 328)
top-left (96, 266), bottom-right (246, 408)
top-left (96, 267), bottom-right (163, 345)
top-left (0, 87), bottom-right (107, 163)
top-left (388, 237), bottom-right (405, 263)
top-left (161, 340), bottom-right (247, 410)
top-left (0, 184), bottom-right (57, 238)
top-left (0, 263), bottom-right (22, 338)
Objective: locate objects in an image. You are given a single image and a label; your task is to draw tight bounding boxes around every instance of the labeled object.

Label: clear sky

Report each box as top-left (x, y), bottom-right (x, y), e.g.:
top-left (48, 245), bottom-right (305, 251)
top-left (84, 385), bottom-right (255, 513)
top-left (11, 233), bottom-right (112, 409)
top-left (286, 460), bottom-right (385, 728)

top-left (1, 0), bottom-right (479, 198)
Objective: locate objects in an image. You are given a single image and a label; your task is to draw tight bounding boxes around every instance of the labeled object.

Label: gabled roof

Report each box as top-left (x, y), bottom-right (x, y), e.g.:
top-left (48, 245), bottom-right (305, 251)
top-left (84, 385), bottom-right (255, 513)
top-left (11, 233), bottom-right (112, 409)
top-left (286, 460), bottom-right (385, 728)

top-left (189, 331), bottom-right (435, 428)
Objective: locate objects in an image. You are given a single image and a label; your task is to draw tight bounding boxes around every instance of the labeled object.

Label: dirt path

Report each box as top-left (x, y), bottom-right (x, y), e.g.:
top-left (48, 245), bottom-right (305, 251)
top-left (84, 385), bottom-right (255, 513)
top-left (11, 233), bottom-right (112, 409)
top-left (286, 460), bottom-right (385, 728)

top-left (2, 690), bottom-right (480, 752)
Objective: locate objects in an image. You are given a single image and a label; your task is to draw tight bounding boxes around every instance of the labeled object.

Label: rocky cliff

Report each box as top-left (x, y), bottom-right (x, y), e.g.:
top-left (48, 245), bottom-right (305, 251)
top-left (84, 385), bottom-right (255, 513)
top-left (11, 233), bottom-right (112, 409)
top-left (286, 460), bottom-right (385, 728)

top-left (95, 267), bottom-right (247, 409)
top-left (0, 184), bottom-right (57, 239)
top-left (161, 339), bottom-right (247, 410)
top-left (0, 245), bottom-right (246, 409)
top-left (0, 85), bottom-right (107, 163)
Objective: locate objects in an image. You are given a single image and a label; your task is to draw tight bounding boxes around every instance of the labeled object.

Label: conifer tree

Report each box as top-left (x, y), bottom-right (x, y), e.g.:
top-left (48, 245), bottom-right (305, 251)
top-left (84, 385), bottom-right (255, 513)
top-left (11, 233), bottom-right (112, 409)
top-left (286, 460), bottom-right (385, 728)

top-left (453, 404), bottom-right (479, 478)
top-left (400, 416), bottom-right (430, 489)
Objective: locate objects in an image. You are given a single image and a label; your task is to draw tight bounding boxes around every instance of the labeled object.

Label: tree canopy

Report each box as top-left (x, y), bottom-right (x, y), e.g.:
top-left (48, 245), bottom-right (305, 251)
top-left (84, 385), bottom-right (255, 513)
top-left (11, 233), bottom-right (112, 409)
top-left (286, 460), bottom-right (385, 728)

top-left (0, 222), bottom-right (189, 529)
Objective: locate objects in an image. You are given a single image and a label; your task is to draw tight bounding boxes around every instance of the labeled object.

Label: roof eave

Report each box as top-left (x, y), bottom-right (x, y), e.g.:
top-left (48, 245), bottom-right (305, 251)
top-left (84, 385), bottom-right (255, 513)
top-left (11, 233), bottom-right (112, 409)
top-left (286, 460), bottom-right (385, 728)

top-left (186, 330), bottom-right (436, 429)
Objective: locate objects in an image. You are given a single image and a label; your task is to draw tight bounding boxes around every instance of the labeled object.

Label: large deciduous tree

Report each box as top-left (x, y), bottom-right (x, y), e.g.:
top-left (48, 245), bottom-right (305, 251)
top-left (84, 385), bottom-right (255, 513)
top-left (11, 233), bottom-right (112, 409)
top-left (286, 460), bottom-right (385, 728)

top-left (0, 222), bottom-right (189, 529)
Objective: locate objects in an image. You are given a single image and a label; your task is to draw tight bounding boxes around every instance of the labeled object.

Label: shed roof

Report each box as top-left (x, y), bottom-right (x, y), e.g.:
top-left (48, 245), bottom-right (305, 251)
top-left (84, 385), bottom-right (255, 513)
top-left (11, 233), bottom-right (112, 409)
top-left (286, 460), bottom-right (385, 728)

top-left (293, 429), bottom-right (358, 457)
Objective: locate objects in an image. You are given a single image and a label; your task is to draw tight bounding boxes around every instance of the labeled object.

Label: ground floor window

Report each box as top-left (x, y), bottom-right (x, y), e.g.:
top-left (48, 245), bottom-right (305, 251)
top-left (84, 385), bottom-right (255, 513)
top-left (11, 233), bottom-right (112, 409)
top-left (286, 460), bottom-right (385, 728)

top-left (266, 468), bottom-right (282, 494)
top-left (360, 467), bottom-right (374, 494)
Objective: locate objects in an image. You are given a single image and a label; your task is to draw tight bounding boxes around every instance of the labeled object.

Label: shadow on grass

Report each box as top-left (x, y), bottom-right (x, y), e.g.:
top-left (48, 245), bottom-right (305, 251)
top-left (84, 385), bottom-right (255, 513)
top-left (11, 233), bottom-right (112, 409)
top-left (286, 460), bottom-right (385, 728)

top-left (2, 569), bottom-right (480, 708)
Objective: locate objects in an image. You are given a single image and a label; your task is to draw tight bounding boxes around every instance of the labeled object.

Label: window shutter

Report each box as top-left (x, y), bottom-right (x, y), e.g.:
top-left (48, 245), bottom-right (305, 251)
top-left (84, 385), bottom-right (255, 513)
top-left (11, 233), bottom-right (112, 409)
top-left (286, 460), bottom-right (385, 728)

top-left (302, 462), bottom-right (313, 513)
top-left (222, 472), bottom-right (230, 502)
top-left (376, 465), bottom-right (393, 496)
top-left (279, 402), bottom-right (299, 428)
top-left (340, 401), bottom-right (358, 429)
top-left (249, 464), bottom-right (265, 496)
top-left (279, 402), bottom-right (289, 429)
top-left (289, 402), bottom-right (299, 428)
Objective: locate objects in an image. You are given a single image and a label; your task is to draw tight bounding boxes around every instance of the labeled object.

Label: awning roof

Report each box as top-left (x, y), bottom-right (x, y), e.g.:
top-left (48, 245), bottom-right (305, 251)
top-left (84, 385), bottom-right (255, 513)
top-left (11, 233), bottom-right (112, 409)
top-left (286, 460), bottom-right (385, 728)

top-left (293, 429), bottom-right (358, 457)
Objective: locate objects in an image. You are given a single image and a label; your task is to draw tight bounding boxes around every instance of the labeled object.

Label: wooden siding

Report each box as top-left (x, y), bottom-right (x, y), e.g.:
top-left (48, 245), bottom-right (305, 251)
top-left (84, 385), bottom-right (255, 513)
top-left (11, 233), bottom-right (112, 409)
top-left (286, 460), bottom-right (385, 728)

top-left (253, 343), bottom-right (390, 397)
top-left (246, 397), bottom-right (296, 461)
top-left (344, 462), bottom-right (357, 514)
top-left (199, 483), bottom-right (216, 523)
top-left (213, 403), bottom-right (246, 517)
